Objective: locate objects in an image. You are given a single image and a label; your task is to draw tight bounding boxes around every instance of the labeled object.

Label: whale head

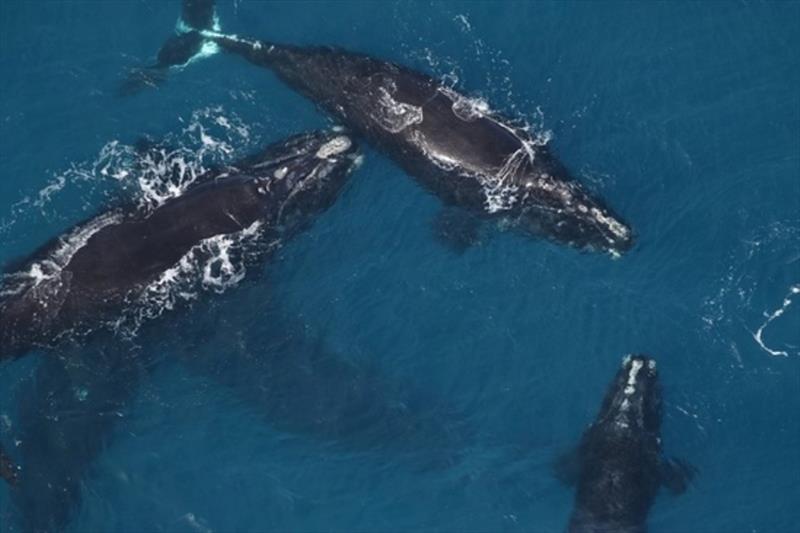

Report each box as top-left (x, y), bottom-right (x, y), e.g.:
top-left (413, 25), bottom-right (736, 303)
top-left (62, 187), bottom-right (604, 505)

top-left (596, 355), bottom-right (661, 434)
top-left (243, 130), bottom-right (360, 227)
top-left (517, 147), bottom-right (634, 256)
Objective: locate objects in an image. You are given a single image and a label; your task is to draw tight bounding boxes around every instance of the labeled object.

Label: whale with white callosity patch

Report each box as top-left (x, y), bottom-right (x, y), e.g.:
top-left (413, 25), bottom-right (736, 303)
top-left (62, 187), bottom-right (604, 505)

top-left (128, 0), bottom-right (634, 256)
top-left (0, 130), bottom-right (360, 363)
top-left (554, 355), bottom-right (696, 533)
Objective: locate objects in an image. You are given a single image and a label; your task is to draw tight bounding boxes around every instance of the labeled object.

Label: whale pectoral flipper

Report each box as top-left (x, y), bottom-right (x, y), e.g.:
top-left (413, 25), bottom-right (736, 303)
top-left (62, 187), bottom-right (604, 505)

top-left (660, 456), bottom-right (698, 495)
top-left (0, 442), bottom-right (20, 486)
top-left (11, 343), bottom-right (152, 531)
top-left (552, 447), bottom-right (582, 486)
top-left (118, 0), bottom-right (221, 96)
top-left (432, 207), bottom-right (483, 253)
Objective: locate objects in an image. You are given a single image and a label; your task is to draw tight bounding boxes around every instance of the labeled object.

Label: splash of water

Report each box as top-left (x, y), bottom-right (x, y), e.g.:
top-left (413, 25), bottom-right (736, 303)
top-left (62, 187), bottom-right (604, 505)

top-left (0, 106), bottom-right (256, 239)
top-left (113, 221), bottom-right (273, 339)
top-left (1, 106), bottom-right (264, 344)
top-left (702, 221), bottom-right (800, 363)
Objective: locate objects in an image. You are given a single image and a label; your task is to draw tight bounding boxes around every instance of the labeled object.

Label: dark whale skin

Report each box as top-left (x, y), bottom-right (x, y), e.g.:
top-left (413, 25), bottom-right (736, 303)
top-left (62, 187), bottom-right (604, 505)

top-left (0, 131), bottom-right (359, 361)
top-left (564, 355), bottom-right (695, 533)
top-left (203, 33), bottom-right (633, 255)
top-left (133, 0), bottom-right (633, 254)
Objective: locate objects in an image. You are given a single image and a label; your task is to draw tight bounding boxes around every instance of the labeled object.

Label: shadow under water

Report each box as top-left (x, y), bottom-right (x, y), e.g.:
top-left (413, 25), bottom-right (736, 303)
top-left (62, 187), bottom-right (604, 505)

top-left (4, 299), bottom-right (471, 531)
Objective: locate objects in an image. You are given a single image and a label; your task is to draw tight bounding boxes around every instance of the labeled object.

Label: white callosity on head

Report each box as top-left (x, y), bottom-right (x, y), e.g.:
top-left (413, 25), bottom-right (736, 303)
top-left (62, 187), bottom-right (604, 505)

top-left (589, 207), bottom-right (631, 241)
top-left (615, 358), bottom-right (645, 427)
top-left (623, 358), bottom-right (644, 396)
top-left (315, 136), bottom-right (352, 159)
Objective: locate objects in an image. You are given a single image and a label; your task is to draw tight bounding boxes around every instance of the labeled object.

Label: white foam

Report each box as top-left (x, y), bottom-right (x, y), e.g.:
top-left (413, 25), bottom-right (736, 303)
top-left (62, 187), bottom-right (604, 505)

top-left (123, 221), bottom-right (269, 335)
top-left (374, 86), bottom-right (424, 133)
top-left (2, 211), bottom-right (124, 296)
top-left (753, 284), bottom-right (800, 357)
top-left (440, 87), bottom-right (490, 122)
top-left (185, 40), bottom-right (220, 67)
top-left (453, 14), bottom-right (472, 32)
top-left (484, 148), bottom-right (525, 213)
top-left (701, 222), bottom-right (799, 363)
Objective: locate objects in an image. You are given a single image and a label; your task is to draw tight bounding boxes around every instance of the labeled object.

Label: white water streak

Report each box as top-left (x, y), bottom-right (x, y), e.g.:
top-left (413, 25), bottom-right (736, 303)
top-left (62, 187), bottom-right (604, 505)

top-left (752, 284), bottom-right (800, 357)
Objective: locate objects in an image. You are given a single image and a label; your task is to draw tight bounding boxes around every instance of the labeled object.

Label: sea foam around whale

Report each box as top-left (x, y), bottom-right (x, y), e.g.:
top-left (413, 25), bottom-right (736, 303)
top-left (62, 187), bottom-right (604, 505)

top-left (0, 106), bottom-right (268, 339)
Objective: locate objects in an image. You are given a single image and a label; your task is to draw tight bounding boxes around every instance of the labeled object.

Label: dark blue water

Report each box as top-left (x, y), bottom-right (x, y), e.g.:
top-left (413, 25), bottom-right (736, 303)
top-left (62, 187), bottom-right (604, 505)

top-left (1, 1), bottom-right (798, 532)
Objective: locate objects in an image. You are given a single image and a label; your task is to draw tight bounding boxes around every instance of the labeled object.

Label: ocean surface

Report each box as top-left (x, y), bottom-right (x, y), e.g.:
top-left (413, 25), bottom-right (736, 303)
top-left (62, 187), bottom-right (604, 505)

top-left (0, 1), bottom-right (798, 532)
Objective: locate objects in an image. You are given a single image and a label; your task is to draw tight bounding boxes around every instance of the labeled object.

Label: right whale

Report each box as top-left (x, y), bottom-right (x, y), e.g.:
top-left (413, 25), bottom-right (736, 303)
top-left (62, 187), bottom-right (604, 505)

top-left (556, 355), bottom-right (696, 533)
top-left (0, 130), bottom-right (359, 362)
top-left (133, 0), bottom-right (634, 256)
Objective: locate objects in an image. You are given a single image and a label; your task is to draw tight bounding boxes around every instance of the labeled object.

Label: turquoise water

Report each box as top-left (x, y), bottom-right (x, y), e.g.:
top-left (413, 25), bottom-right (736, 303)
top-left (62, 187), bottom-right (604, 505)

top-left (1, 1), bottom-right (799, 532)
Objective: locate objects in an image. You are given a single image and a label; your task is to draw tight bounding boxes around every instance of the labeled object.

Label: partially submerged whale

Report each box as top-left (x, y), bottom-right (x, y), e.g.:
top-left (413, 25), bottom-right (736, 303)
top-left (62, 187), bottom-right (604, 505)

top-left (0, 442), bottom-right (18, 486)
top-left (556, 355), bottom-right (695, 533)
top-left (0, 130), bottom-right (360, 362)
top-left (131, 0), bottom-right (634, 255)
top-left (6, 308), bottom-right (470, 531)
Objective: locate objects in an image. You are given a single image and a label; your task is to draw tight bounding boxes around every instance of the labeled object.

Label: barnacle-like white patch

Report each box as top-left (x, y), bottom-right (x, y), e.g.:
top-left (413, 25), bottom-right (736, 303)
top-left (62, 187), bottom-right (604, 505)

top-left (625, 359), bottom-right (644, 395)
top-left (373, 87), bottom-right (423, 133)
top-left (315, 136), bottom-right (352, 159)
top-left (590, 207), bottom-right (630, 240)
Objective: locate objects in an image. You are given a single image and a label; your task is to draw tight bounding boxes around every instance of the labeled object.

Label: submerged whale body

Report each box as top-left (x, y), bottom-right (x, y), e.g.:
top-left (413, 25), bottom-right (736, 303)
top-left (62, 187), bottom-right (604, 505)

top-left (140, 0), bottom-right (633, 255)
top-left (557, 355), bottom-right (695, 533)
top-left (0, 130), bottom-right (360, 361)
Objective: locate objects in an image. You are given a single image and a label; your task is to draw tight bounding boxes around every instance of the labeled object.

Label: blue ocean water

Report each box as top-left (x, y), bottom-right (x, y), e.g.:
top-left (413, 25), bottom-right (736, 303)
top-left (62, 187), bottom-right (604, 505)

top-left (0, 1), bottom-right (798, 531)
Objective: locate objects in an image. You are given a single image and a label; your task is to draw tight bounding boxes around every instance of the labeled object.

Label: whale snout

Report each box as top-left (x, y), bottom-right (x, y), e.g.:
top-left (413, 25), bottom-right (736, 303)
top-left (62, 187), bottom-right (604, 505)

top-left (519, 182), bottom-right (634, 256)
top-left (315, 135), bottom-right (354, 159)
top-left (565, 205), bottom-right (634, 257)
top-left (597, 354), bottom-right (661, 432)
top-left (250, 130), bottom-right (360, 225)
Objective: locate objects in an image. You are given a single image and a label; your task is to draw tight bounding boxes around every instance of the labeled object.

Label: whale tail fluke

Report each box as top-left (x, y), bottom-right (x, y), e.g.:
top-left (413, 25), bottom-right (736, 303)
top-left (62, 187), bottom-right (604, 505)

top-left (117, 0), bottom-right (221, 96)
top-left (180, 0), bottom-right (217, 32)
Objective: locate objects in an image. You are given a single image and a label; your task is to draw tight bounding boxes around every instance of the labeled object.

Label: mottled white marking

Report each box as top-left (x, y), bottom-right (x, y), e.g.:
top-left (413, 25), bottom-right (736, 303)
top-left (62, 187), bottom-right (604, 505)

top-left (439, 87), bottom-right (489, 122)
top-left (590, 207), bottom-right (630, 241)
top-left (626, 359), bottom-right (644, 393)
top-left (274, 166), bottom-right (288, 179)
top-left (374, 87), bottom-right (424, 133)
top-left (316, 136), bottom-right (352, 159)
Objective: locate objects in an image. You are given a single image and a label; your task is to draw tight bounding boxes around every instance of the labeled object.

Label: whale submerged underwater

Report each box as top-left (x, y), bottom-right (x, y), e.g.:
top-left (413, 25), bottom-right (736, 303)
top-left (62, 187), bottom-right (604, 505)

top-left (556, 355), bottom-right (695, 533)
top-left (0, 131), bottom-right (470, 530)
top-left (0, 131), bottom-right (360, 362)
top-left (126, 0), bottom-right (634, 256)
top-left (0, 2), bottom-right (719, 531)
